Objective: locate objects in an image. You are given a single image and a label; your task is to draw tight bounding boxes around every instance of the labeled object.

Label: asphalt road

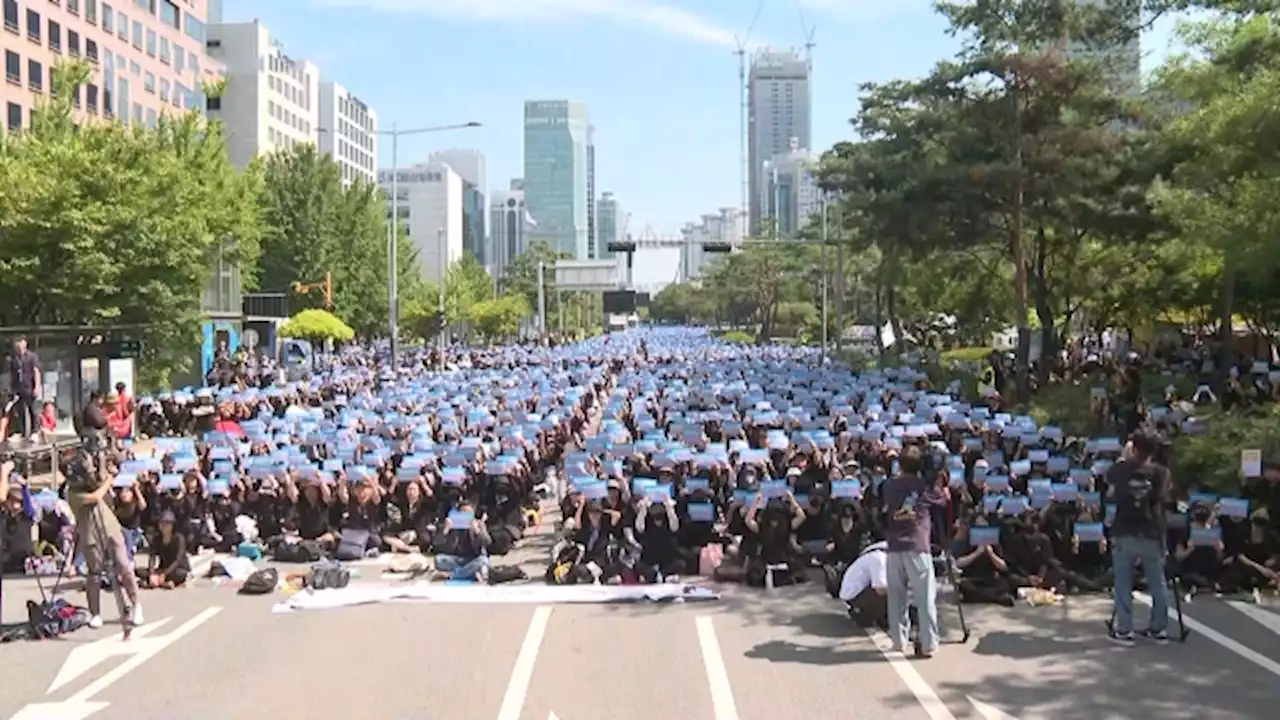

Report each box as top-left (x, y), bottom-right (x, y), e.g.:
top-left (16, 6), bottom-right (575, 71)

top-left (2, 565), bottom-right (1278, 720)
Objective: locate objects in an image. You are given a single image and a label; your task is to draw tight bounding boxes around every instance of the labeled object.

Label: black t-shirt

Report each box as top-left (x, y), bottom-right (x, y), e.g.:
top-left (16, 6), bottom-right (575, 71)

top-left (1106, 459), bottom-right (1169, 541)
top-left (2, 512), bottom-right (35, 563)
top-left (296, 498), bottom-right (330, 540)
top-left (9, 350), bottom-right (39, 395)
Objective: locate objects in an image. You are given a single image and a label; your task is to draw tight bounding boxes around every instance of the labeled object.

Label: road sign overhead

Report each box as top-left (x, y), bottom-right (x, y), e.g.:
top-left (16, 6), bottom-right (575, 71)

top-left (553, 260), bottom-right (620, 291)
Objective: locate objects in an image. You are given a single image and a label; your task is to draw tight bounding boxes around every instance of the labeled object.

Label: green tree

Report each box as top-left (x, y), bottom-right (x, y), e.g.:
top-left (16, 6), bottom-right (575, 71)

top-left (471, 294), bottom-right (531, 341)
top-left (0, 60), bottom-right (264, 388)
top-left (279, 308), bottom-right (355, 343)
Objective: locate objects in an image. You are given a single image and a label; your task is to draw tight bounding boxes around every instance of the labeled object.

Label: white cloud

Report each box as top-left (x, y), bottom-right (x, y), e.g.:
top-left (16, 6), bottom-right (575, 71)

top-left (310, 0), bottom-right (742, 47)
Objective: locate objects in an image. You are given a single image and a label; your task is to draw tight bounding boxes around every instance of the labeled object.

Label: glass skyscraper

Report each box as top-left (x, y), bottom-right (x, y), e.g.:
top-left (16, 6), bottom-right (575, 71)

top-left (523, 100), bottom-right (590, 259)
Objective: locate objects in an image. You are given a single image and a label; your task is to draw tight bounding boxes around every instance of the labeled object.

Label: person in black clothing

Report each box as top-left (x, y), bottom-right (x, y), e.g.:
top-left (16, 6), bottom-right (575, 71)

top-left (7, 335), bottom-right (41, 442)
top-left (636, 496), bottom-right (682, 582)
top-left (743, 492), bottom-right (807, 587)
top-left (433, 500), bottom-right (491, 581)
top-left (828, 501), bottom-right (871, 566)
top-left (1105, 431), bottom-right (1172, 645)
top-left (382, 480), bottom-right (433, 553)
top-left (953, 518), bottom-right (1015, 606)
top-left (139, 511), bottom-right (190, 588)
top-left (2, 485), bottom-right (35, 574)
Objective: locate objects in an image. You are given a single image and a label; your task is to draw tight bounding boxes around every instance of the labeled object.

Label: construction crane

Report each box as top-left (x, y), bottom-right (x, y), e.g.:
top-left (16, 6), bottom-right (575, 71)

top-left (734, 1), bottom-right (765, 238)
top-left (292, 271), bottom-right (334, 310)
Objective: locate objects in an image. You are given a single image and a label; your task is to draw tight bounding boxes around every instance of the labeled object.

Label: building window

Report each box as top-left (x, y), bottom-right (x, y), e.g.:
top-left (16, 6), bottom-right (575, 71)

top-left (86, 38), bottom-right (98, 62)
top-left (3, 0), bottom-right (17, 33)
top-left (184, 14), bottom-right (205, 43)
top-left (68, 30), bottom-right (80, 56)
top-left (101, 3), bottom-right (111, 30)
top-left (159, 77), bottom-right (168, 101)
top-left (71, 85), bottom-right (81, 108)
top-left (145, 29), bottom-right (155, 56)
top-left (143, 71), bottom-right (154, 93)
top-left (159, 36), bottom-right (168, 63)
top-left (117, 12), bottom-right (127, 40)
top-left (27, 59), bottom-right (41, 91)
top-left (69, 0), bottom-right (81, 15)
top-left (86, 0), bottom-right (97, 24)
top-left (26, 9), bottom-right (39, 41)
top-left (6, 101), bottom-right (20, 130)
top-left (87, 83), bottom-right (99, 112)
top-left (206, 95), bottom-right (220, 111)
top-left (48, 20), bottom-right (60, 52)
top-left (3, 50), bottom-right (18, 84)
top-left (159, 0), bottom-right (177, 29)
top-left (131, 20), bottom-right (142, 49)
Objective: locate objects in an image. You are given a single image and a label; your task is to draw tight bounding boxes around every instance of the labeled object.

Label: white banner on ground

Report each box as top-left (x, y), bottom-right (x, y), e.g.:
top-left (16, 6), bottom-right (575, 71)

top-left (272, 581), bottom-right (720, 613)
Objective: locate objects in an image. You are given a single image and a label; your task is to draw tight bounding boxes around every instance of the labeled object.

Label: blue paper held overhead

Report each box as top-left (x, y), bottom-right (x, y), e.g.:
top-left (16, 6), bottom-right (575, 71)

top-left (687, 502), bottom-right (715, 522)
top-left (831, 480), bottom-right (861, 499)
top-left (1218, 497), bottom-right (1250, 519)
top-left (159, 473), bottom-right (184, 490)
top-left (970, 526), bottom-right (1000, 547)
top-left (112, 473), bottom-right (137, 488)
top-left (447, 511), bottom-right (475, 529)
top-left (1074, 522), bottom-right (1104, 543)
top-left (1189, 525), bottom-right (1222, 547)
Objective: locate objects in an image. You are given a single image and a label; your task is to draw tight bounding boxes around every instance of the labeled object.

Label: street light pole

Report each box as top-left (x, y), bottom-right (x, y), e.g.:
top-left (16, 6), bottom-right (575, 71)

top-left (821, 198), bottom-right (829, 364)
top-left (437, 226), bottom-right (446, 371)
top-left (377, 120), bottom-right (482, 369)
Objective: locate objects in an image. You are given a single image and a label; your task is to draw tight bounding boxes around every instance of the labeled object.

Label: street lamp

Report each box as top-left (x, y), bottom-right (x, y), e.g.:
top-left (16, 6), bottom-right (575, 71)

top-left (381, 121), bottom-right (482, 368)
top-left (437, 226), bottom-right (446, 371)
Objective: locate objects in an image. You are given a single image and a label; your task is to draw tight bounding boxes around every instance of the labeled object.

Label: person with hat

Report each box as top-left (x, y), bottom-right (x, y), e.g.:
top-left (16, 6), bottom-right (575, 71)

top-left (139, 511), bottom-right (190, 589)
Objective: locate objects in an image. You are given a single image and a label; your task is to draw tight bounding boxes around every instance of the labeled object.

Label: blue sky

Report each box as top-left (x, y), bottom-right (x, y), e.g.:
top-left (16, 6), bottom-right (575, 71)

top-left (220, 0), bottom-right (1188, 286)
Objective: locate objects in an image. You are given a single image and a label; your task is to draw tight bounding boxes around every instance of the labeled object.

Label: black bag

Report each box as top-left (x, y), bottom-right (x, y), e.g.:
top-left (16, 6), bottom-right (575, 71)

top-left (488, 566), bottom-right (527, 585)
top-left (274, 540), bottom-right (323, 563)
top-left (335, 528), bottom-right (370, 562)
top-left (488, 525), bottom-right (516, 556)
top-left (239, 568), bottom-right (279, 595)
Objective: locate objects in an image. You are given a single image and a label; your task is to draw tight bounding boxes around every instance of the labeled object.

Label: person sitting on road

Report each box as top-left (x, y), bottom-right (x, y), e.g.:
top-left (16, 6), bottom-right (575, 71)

top-left (952, 517), bottom-right (1015, 607)
top-left (382, 479), bottom-right (433, 554)
top-left (573, 498), bottom-right (623, 583)
top-left (287, 476), bottom-right (337, 551)
top-left (636, 495), bottom-right (682, 582)
top-left (139, 511), bottom-right (190, 589)
top-left (433, 500), bottom-right (491, 582)
top-left (743, 491), bottom-right (807, 588)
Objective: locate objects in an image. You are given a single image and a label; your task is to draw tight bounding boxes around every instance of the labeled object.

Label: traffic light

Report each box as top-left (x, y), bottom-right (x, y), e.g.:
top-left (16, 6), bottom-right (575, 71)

top-left (607, 241), bottom-right (637, 253)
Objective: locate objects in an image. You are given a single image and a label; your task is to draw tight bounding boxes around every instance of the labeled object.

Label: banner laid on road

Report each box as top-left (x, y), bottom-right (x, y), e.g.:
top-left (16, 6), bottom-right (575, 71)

top-left (272, 582), bottom-right (721, 613)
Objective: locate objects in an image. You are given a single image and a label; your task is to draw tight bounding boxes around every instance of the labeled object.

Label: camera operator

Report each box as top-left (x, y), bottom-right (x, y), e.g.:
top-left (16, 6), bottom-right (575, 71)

top-left (65, 443), bottom-right (143, 629)
top-left (1105, 430), bottom-right (1171, 646)
top-left (882, 445), bottom-right (950, 659)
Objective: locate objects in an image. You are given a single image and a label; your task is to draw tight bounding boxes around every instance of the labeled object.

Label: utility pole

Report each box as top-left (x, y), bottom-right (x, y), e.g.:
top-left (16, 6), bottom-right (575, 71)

top-left (536, 261), bottom-right (547, 339)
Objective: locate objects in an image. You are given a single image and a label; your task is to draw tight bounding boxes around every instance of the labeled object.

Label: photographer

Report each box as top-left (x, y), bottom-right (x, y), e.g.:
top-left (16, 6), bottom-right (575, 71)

top-left (882, 445), bottom-right (950, 659)
top-left (65, 444), bottom-right (144, 629)
top-left (1105, 431), bottom-right (1171, 646)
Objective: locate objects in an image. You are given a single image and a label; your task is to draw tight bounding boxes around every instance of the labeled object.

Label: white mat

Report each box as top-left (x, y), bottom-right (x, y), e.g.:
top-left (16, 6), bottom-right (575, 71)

top-left (271, 581), bottom-right (721, 613)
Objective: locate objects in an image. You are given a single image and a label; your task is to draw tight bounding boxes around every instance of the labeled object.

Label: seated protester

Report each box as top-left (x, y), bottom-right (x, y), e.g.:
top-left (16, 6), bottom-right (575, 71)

top-left (1222, 509), bottom-right (1280, 599)
top-left (383, 480), bottom-right (434, 554)
top-left (247, 481), bottom-right (289, 547)
top-left (432, 501), bottom-right (491, 582)
top-left (1066, 510), bottom-right (1112, 593)
top-left (485, 477), bottom-right (527, 556)
top-left (829, 501), bottom-right (872, 566)
top-left (1002, 515), bottom-right (1062, 591)
top-left (2, 485), bottom-right (36, 574)
top-left (837, 537), bottom-right (890, 628)
top-left (794, 492), bottom-right (832, 564)
top-left (953, 518), bottom-right (1016, 607)
top-left (138, 511), bottom-right (190, 588)
top-left (111, 482), bottom-right (148, 558)
top-left (743, 491), bottom-right (808, 587)
top-left (207, 487), bottom-right (242, 553)
top-left (288, 477), bottom-right (336, 549)
top-left (335, 476), bottom-right (383, 561)
top-left (636, 495), bottom-right (683, 582)
top-left (573, 499), bottom-right (624, 583)
top-left (1174, 504), bottom-right (1224, 597)
top-left (176, 473), bottom-right (210, 552)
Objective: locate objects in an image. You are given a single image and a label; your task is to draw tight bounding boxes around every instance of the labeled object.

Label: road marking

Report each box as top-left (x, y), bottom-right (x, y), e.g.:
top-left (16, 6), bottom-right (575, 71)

top-left (548, 713), bottom-right (562, 720)
top-left (1135, 592), bottom-right (1280, 679)
top-left (1226, 600), bottom-right (1280, 638)
top-left (968, 696), bottom-right (1019, 719)
top-left (47, 618), bottom-right (175, 693)
top-left (496, 605), bottom-right (553, 720)
top-left (695, 616), bottom-right (740, 720)
top-left (865, 628), bottom-right (957, 720)
top-left (14, 608), bottom-right (222, 720)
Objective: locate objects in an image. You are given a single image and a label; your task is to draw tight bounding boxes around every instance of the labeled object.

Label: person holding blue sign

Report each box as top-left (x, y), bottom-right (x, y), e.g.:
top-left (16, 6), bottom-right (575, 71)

top-left (882, 446), bottom-right (949, 658)
top-left (433, 501), bottom-right (492, 582)
top-left (636, 494), bottom-right (683, 582)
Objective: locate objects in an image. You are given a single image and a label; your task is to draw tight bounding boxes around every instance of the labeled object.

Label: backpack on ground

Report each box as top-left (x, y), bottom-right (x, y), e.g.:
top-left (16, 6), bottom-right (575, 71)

top-left (334, 528), bottom-right (371, 562)
top-left (274, 540), bottom-right (323, 563)
top-left (239, 568), bottom-right (279, 595)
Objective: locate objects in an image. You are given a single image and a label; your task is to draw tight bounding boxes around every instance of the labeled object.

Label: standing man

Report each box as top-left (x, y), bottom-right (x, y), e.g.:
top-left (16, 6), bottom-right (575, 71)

top-left (1105, 431), bottom-right (1171, 645)
top-left (66, 448), bottom-right (143, 630)
top-left (882, 446), bottom-right (949, 658)
top-left (7, 336), bottom-right (41, 443)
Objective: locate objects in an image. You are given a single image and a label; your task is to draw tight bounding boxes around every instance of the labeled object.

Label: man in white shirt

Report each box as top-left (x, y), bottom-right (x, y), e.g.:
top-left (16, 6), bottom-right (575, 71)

top-left (839, 540), bottom-right (889, 628)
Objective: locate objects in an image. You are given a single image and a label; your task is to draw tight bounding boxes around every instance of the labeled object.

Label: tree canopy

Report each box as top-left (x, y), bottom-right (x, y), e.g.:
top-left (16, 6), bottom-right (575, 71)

top-left (279, 308), bottom-right (355, 343)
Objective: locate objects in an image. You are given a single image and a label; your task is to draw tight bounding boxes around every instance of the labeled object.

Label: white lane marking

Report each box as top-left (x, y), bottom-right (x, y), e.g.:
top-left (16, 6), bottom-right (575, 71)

top-left (48, 618), bottom-right (175, 693)
top-left (548, 713), bottom-right (561, 720)
top-left (14, 608), bottom-right (222, 720)
top-left (496, 605), bottom-right (553, 720)
top-left (695, 616), bottom-right (741, 720)
top-left (968, 695), bottom-right (1019, 719)
top-left (1135, 592), bottom-right (1280, 679)
top-left (865, 628), bottom-right (957, 720)
top-left (1226, 600), bottom-right (1280, 638)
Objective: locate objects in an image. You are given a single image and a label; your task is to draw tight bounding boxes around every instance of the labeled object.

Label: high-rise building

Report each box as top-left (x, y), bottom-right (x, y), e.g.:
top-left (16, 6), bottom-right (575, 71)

top-left (747, 48), bottom-right (811, 236)
top-left (586, 125), bottom-right (596, 258)
top-left (680, 208), bottom-right (744, 282)
top-left (378, 163), bottom-right (465, 284)
top-left (596, 192), bottom-right (620, 261)
top-left (2, 0), bottom-right (223, 132)
top-left (763, 138), bottom-right (822, 237)
top-left (490, 185), bottom-right (536, 281)
top-left (429, 149), bottom-right (488, 265)
top-left (317, 81), bottom-right (377, 186)
top-left (205, 20), bottom-right (318, 169)
top-left (523, 99), bottom-right (590, 259)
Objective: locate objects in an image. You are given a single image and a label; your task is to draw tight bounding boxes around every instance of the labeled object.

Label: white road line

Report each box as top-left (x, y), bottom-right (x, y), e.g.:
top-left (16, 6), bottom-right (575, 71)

top-left (1226, 600), bottom-right (1280, 638)
top-left (496, 605), bottom-right (553, 720)
top-left (68, 607), bottom-right (222, 703)
top-left (1135, 592), bottom-right (1280, 679)
top-left (695, 616), bottom-right (740, 720)
top-left (865, 628), bottom-right (957, 720)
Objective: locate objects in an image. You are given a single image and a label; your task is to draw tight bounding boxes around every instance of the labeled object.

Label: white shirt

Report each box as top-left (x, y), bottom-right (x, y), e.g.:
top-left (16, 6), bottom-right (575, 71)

top-left (839, 542), bottom-right (889, 601)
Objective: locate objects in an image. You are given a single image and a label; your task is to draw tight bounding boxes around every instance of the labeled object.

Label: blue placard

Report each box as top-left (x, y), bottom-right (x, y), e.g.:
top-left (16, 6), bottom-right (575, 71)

top-left (984, 475), bottom-right (1010, 492)
top-left (159, 473), bottom-right (183, 490)
top-left (1189, 525), bottom-right (1222, 547)
top-left (1105, 503), bottom-right (1117, 524)
top-left (447, 511), bottom-right (475, 529)
top-left (684, 478), bottom-right (711, 492)
top-left (1080, 491), bottom-right (1102, 509)
top-left (645, 485), bottom-right (672, 503)
top-left (112, 473), bottom-right (136, 488)
top-left (982, 495), bottom-right (1001, 513)
top-left (1188, 492), bottom-right (1218, 507)
top-left (687, 502), bottom-right (715, 522)
top-left (1001, 495), bottom-right (1029, 515)
top-left (1074, 522), bottom-right (1104, 542)
top-left (732, 489), bottom-right (755, 505)
top-left (1218, 497), bottom-right (1249, 519)
top-left (581, 483), bottom-right (608, 500)
top-left (760, 481), bottom-right (788, 499)
top-left (1050, 483), bottom-right (1078, 501)
top-left (970, 526), bottom-right (1000, 547)
top-left (831, 480), bottom-right (861, 499)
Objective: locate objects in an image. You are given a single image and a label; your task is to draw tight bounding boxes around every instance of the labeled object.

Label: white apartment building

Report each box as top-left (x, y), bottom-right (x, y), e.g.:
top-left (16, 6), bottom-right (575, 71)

top-left (318, 81), bottom-right (377, 186)
top-left (429, 149), bottom-right (488, 264)
top-left (205, 20), bottom-right (318, 169)
top-left (762, 137), bottom-right (823, 237)
top-left (379, 162), bottom-right (465, 283)
top-left (680, 207), bottom-right (744, 282)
